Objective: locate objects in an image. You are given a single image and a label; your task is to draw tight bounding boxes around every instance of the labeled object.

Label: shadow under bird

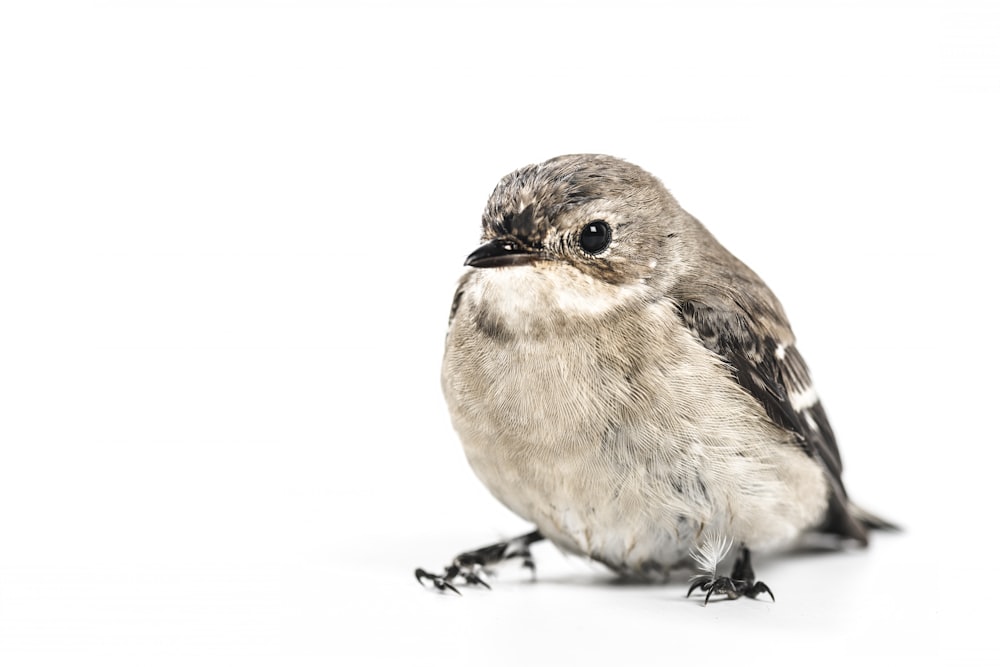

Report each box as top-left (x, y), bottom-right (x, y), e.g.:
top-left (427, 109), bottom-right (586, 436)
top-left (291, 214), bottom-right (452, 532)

top-left (416, 154), bottom-right (896, 604)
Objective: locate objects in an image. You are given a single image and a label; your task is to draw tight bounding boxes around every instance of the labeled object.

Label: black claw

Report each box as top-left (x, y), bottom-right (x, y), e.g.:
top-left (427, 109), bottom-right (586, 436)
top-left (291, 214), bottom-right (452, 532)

top-left (414, 567), bottom-right (463, 595)
top-left (686, 575), bottom-right (710, 598)
top-left (464, 572), bottom-right (491, 589)
top-left (747, 581), bottom-right (774, 602)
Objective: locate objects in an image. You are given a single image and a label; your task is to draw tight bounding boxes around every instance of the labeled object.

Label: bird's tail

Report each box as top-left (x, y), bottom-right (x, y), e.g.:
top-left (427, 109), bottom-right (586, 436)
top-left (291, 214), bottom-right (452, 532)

top-left (817, 495), bottom-right (900, 546)
top-left (848, 501), bottom-right (901, 533)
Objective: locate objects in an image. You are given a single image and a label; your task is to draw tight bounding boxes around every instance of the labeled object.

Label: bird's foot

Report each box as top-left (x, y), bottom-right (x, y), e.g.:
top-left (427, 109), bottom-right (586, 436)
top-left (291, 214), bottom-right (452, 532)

top-left (686, 575), bottom-right (774, 605)
top-left (686, 545), bottom-right (774, 605)
top-left (414, 564), bottom-right (490, 595)
top-left (415, 529), bottom-right (545, 595)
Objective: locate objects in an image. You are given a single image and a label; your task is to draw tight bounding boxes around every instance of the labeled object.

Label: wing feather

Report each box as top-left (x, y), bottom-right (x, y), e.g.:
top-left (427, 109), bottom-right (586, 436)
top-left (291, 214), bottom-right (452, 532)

top-left (677, 299), bottom-right (867, 542)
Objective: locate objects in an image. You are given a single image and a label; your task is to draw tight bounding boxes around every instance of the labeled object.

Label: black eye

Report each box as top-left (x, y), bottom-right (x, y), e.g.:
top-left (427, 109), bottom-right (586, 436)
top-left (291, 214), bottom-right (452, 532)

top-left (579, 220), bottom-right (612, 254)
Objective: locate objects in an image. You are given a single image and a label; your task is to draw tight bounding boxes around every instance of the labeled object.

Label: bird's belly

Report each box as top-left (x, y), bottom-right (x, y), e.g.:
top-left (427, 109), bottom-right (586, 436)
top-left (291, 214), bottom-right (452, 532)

top-left (485, 468), bottom-right (706, 577)
top-left (446, 356), bottom-right (712, 574)
top-left (442, 311), bottom-right (830, 576)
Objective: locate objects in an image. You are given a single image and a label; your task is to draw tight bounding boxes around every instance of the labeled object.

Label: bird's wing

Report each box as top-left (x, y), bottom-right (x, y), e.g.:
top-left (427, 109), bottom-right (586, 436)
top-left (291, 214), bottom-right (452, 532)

top-left (677, 297), bottom-right (867, 542)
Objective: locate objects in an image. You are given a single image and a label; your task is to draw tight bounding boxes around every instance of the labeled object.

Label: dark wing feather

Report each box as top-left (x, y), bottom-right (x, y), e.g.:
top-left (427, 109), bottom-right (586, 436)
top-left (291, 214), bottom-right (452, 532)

top-left (678, 299), bottom-right (868, 543)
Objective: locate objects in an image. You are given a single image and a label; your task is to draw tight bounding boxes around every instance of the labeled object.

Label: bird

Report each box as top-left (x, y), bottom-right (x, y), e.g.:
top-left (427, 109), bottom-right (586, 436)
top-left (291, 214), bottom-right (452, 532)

top-left (415, 154), bottom-right (895, 603)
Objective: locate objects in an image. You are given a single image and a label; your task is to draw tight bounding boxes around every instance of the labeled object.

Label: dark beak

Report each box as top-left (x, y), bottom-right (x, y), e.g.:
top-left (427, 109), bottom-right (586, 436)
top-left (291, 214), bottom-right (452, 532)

top-left (464, 238), bottom-right (540, 268)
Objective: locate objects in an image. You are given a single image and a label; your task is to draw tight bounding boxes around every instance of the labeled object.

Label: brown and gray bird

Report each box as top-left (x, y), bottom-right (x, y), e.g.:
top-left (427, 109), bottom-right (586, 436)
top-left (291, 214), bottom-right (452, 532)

top-left (416, 154), bottom-right (895, 603)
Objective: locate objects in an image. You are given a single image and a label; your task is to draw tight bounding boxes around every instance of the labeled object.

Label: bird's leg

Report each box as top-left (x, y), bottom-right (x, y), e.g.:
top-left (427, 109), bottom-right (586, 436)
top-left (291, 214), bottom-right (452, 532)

top-left (686, 546), bottom-right (774, 605)
top-left (730, 547), bottom-right (774, 600)
top-left (415, 529), bottom-right (546, 594)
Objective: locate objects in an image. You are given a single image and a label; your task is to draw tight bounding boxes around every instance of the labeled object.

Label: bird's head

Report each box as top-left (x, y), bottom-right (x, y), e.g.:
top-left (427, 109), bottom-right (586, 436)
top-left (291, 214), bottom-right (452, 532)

top-left (462, 154), bottom-right (697, 326)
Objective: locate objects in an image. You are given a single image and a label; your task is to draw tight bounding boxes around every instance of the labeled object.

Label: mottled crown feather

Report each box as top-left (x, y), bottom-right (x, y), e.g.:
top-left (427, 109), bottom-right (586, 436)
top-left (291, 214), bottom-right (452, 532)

top-left (481, 154), bottom-right (669, 239)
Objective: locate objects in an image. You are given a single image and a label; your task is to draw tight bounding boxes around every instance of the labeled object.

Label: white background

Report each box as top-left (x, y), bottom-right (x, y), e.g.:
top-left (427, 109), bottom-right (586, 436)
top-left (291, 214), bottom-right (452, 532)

top-left (1, 0), bottom-right (997, 664)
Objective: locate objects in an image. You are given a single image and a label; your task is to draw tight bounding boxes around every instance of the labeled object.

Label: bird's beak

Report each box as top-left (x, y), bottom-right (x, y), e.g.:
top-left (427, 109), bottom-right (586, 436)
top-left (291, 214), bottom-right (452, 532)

top-left (464, 238), bottom-right (540, 268)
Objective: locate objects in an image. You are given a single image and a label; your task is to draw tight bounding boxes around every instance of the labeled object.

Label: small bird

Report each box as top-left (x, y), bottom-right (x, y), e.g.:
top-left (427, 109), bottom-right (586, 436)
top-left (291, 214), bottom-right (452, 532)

top-left (416, 154), bottom-right (895, 603)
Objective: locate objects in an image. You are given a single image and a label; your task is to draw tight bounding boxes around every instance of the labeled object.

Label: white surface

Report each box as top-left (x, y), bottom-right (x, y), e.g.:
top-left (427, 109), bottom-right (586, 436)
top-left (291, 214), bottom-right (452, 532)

top-left (1, 0), bottom-right (996, 664)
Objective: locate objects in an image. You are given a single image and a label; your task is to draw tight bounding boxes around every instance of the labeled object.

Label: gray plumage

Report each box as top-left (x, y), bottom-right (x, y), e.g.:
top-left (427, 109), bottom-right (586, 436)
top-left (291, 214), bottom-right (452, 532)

top-left (432, 154), bottom-right (892, 592)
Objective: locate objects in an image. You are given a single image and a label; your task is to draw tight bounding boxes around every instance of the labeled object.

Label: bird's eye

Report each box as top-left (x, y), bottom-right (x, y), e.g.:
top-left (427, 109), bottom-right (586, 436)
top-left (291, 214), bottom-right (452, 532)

top-left (579, 220), bottom-right (612, 254)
